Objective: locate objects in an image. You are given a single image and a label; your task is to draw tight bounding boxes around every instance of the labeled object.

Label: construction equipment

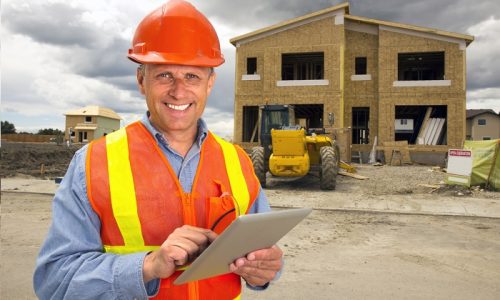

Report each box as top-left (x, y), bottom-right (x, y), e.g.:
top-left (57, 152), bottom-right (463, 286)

top-left (251, 105), bottom-right (339, 190)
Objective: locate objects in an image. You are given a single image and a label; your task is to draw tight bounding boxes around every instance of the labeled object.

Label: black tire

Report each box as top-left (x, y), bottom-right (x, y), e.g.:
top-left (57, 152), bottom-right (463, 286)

top-left (320, 146), bottom-right (338, 190)
top-left (251, 146), bottom-right (266, 188)
top-left (332, 141), bottom-right (341, 168)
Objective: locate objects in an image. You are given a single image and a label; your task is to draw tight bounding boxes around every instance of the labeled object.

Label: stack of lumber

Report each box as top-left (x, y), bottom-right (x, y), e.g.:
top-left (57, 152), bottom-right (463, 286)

top-left (416, 107), bottom-right (446, 145)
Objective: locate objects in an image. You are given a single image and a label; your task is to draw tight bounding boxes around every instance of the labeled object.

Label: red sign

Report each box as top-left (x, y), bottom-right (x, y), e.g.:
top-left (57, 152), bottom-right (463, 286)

top-left (449, 149), bottom-right (472, 157)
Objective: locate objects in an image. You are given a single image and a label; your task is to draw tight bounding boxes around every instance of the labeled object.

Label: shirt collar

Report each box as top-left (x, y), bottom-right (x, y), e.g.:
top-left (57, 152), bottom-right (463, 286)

top-left (139, 113), bottom-right (209, 148)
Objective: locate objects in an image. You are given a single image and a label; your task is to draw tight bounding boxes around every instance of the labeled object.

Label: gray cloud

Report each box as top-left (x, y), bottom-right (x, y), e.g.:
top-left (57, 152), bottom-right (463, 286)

top-left (195, 0), bottom-right (340, 30)
top-left (197, 0), bottom-right (499, 34)
top-left (207, 55), bottom-right (236, 113)
top-left (351, 0), bottom-right (500, 33)
top-left (3, 1), bottom-right (135, 80)
top-left (70, 37), bottom-right (135, 79)
top-left (3, 2), bottom-right (103, 48)
top-left (103, 75), bottom-right (141, 94)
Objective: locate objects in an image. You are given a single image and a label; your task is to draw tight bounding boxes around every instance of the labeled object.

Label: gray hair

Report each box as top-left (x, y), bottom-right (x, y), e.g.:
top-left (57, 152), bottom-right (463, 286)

top-left (138, 64), bottom-right (145, 76)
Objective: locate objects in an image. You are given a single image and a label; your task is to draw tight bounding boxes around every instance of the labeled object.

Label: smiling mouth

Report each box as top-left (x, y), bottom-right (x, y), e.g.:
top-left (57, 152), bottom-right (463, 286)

top-left (166, 103), bottom-right (192, 111)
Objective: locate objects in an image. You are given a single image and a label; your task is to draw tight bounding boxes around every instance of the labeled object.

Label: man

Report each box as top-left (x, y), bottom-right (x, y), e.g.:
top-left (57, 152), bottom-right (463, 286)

top-left (33, 1), bottom-right (282, 299)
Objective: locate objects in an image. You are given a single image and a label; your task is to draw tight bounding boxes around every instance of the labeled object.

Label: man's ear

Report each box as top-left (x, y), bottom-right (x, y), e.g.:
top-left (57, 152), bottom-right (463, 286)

top-left (206, 71), bottom-right (216, 96)
top-left (137, 67), bottom-right (146, 95)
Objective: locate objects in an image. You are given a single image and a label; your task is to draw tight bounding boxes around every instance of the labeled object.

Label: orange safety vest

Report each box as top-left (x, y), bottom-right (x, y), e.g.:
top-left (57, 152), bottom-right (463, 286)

top-left (85, 121), bottom-right (260, 300)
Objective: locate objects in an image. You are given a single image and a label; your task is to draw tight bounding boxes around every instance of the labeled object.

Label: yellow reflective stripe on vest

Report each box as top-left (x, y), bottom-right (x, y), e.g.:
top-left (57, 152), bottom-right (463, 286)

top-left (104, 245), bottom-right (159, 254)
top-left (105, 128), bottom-right (145, 250)
top-left (211, 134), bottom-right (250, 215)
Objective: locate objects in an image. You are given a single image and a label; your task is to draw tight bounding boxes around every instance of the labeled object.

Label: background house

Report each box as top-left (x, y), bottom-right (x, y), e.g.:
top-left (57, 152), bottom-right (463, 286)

top-left (466, 109), bottom-right (500, 141)
top-left (231, 2), bottom-right (474, 164)
top-left (64, 105), bottom-right (121, 143)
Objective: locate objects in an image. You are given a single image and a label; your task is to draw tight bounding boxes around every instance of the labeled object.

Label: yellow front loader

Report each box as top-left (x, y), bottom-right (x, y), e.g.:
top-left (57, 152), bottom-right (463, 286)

top-left (251, 105), bottom-right (339, 190)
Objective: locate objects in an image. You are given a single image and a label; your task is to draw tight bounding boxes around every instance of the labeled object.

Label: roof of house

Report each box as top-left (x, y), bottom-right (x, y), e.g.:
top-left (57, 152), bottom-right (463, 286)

top-left (230, 2), bottom-right (474, 46)
top-left (466, 109), bottom-right (499, 119)
top-left (344, 15), bottom-right (474, 44)
top-left (230, 2), bottom-right (349, 45)
top-left (65, 105), bottom-right (122, 120)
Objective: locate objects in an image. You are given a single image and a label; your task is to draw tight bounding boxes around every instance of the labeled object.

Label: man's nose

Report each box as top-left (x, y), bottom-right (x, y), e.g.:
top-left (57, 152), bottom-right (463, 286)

top-left (169, 78), bottom-right (188, 99)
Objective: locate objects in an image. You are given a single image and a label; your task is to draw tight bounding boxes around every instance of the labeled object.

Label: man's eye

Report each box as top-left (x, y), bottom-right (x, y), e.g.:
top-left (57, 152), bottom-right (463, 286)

top-left (186, 73), bottom-right (200, 80)
top-left (159, 73), bottom-right (173, 79)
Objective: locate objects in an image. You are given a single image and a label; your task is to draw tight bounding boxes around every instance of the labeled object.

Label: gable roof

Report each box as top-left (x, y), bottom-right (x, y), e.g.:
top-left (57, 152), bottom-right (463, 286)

top-left (344, 15), bottom-right (473, 45)
top-left (230, 2), bottom-right (473, 46)
top-left (230, 2), bottom-right (349, 46)
top-left (65, 105), bottom-right (122, 120)
top-left (466, 109), bottom-right (498, 119)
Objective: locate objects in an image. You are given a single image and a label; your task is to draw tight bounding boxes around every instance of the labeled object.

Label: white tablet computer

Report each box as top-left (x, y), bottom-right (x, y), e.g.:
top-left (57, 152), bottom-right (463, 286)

top-left (174, 207), bottom-right (312, 285)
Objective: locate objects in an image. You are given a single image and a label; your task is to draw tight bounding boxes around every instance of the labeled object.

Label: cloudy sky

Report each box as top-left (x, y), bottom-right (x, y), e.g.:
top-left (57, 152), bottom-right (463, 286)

top-left (2, 0), bottom-right (499, 137)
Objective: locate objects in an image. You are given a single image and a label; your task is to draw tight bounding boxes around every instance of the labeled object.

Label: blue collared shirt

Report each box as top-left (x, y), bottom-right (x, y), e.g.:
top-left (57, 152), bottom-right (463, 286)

top-left (33, 116), bottom-right (271, 299)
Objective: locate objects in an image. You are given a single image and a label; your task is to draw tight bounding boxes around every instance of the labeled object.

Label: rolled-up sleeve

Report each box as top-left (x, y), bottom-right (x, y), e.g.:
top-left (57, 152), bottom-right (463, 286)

top-left (33, 147), bottom-right (154, 299)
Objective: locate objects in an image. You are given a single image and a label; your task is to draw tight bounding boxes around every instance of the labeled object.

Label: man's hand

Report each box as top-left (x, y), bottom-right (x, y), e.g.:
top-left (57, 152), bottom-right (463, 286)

top-left (229, 245), bottom-right (283, 287)
top-left (143, 225), bottom-right (217, 283)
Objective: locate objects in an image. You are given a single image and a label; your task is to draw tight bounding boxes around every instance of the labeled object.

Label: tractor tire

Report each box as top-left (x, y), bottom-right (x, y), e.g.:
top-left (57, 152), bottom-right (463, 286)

top-left (251, 146), bottom-right (266, 188)
top-left (319, 146), bottom-right (338, 190)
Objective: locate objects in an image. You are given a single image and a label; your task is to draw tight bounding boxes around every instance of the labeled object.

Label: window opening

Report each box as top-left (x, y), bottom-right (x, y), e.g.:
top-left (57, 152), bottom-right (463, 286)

top-left (247, 57), bottom-right (257, 75)
top-left (292, 104), bottom-right (324, 133)
top-left (355, 57), bottom-right (367, 75)
top-left (398, 52), bottom-right (445, 80)
top-left (282, 52), bottom-right (324, 80)
top-left (395, 105), bottom-right (447, 145)
top-left (242, 106), bottom-right (259, 142)
top-left (352, 107), bottom-right (370, 144)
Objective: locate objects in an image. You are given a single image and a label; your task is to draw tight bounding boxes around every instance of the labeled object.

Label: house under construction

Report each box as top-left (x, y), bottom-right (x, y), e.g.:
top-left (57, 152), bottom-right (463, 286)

top-left (230, 2), bottom-right (474, 164)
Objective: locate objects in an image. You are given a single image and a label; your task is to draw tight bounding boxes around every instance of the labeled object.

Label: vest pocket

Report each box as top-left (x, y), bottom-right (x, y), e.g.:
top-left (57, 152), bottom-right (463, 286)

top-left (207, 193), bottom-right (237, 234)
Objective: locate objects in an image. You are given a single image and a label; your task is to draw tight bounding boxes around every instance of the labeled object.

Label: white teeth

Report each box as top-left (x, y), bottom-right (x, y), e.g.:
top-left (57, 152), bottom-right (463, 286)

top-left (167, 103), bottom-right (190, 111)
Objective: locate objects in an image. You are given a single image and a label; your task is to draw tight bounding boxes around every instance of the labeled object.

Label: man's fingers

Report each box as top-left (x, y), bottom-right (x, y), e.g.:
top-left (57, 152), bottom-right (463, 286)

top-left (229, 245), bottom-right (283, 286)
top-left (163, 226), bottom-right (219, 267)
top-left (166, 240), bottom-right (199, 265)
top-left (177, 225), bottom-right (218, 242)
top-left (232, 259), bottom-right (282, 272)
top-left (247, 245), bottom-right (282, 261)
top-left (166, 245), bottom-right (189, 266)
top-left (231, 264), bottom-right (276, 286)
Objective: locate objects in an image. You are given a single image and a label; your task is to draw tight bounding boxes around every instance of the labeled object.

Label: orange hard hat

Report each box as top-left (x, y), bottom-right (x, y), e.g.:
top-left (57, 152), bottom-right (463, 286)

top-left (128, 0), bottom-right (225, 67)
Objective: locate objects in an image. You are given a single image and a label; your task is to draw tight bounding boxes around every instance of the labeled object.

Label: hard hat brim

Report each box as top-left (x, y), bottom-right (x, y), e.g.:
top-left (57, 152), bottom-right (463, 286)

top-left (128, 52), bottom-right (225, 67)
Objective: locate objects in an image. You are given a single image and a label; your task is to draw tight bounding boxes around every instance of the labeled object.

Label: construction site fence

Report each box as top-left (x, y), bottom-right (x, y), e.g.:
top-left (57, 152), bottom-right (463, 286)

top-left (1, 134), bottom-right (57, 143)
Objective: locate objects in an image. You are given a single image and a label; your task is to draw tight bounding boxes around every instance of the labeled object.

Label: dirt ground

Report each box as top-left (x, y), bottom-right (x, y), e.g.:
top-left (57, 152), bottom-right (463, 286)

top-left (1, 142), bottom-right (500, 299)
top-left (0, 141), bottom-right (82, 178)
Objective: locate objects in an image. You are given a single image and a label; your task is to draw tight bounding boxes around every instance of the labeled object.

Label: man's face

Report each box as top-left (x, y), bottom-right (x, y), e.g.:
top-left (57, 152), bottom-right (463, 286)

top-left (137, 64), bottom-right (216, 137)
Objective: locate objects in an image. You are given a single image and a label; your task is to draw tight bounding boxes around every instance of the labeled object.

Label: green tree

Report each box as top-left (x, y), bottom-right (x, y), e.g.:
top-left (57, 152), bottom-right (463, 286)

top-left (37, 128), bottom-right (64, 135)
top-left (1, 121), bottom-right (16, 134)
